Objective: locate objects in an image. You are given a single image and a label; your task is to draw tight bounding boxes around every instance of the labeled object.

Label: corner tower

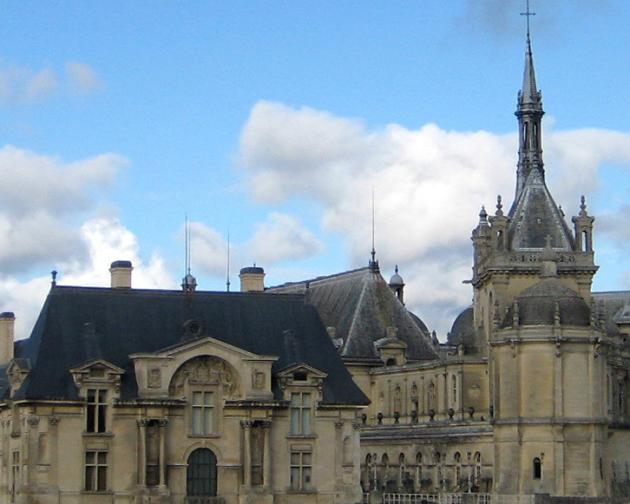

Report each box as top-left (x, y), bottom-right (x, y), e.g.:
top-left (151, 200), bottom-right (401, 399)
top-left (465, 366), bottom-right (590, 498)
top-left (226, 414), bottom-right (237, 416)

top-left (469, 25), bottom-right (608, 497)
top-left (471, 34), bottom-right (598, 346)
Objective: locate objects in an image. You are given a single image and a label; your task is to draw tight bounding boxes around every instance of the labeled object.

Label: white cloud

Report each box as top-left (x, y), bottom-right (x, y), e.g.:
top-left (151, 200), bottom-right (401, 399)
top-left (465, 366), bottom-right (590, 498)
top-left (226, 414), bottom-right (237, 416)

top-left (246, 212), bottom-right (324, 264)
top-left (188, 213), bottom-right (323, 279)
top-left (0, 61), bottom-right (103, 104)
top-left (65, 61), bottom-right (104, 94)
top-left (238, 101), bottom-right (630, 334)
top-left (0, 146), bottom-right (128, 273)
top-left (0, 217), bottom-right (175, 339)
top-left (23, 68), bottom-right (58, 101)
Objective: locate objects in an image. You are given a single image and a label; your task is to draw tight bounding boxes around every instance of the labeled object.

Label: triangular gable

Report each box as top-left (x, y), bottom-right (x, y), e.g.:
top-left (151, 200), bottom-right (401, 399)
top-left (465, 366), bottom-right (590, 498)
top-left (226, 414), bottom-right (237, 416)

top-left (276, 362), bottom-right (328, 380)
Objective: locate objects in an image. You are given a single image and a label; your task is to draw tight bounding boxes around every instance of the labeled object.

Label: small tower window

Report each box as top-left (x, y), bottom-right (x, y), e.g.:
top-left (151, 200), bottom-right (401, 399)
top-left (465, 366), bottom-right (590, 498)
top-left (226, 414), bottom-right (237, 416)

top-left (533, 457), bottom-right (542, 480)
top-left (582, 230), bottom-right (589, 252)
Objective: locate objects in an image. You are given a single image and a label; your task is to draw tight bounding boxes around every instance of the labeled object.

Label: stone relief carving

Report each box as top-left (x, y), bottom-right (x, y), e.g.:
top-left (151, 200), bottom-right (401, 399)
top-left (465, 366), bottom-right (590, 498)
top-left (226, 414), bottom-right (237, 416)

top-left (168, 356), bottom-right (238, 398)
top-left (147, 367), bottom-right (162, 388)
top-left (252, 369), bottom-right (265, 390)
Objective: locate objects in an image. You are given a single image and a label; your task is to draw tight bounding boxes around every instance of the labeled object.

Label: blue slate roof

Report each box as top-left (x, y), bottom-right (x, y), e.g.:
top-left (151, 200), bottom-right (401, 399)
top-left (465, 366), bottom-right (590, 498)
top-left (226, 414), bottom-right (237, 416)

top-left (2, 286), bottom-right (368, 406)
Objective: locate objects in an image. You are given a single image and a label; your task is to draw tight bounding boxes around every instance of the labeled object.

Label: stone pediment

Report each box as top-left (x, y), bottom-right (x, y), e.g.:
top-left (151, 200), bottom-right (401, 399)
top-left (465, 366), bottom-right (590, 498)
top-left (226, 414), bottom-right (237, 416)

top-left (69, 359), bottom-right (124, 391)
top-left (277, 362), bottom-right (327, 398)
top-left (7, 358), bottom-right (31, 397)
top-left (130, 336), bottom-right (277, 400)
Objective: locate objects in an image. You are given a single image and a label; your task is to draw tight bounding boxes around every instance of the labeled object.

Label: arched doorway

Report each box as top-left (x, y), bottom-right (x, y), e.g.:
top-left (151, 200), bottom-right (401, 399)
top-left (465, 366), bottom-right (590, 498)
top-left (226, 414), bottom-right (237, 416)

top-left (187, 448), bottom-right (217, 500)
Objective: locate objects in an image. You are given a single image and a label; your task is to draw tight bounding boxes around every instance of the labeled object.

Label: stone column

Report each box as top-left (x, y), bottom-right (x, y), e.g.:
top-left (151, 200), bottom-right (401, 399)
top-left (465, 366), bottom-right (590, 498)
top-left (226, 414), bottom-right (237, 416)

top-left (241, 421), bottom-right (252, 487)
top-left (137, 419), bottom-right (147, 487)
top-left (334, 420), bottom-right (344, 485)
top-left (261, 421), bottom-right (272, 489)
top-left (158, 419), bottom-right (169, 487)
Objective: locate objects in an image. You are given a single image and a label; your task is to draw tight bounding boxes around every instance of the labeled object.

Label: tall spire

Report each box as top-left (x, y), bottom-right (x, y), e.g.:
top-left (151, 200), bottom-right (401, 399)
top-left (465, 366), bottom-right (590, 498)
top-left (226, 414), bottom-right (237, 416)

top-left (514, 0), bottom-right (544, 203)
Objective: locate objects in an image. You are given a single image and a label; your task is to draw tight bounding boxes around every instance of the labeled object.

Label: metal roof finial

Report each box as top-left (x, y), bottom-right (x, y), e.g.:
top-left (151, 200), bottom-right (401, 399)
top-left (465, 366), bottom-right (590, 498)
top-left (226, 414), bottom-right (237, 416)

top-left (369, 188), bottom-right (379, 272)
top-left (226, 230), bottom-right (231, 292)
top-left (496, 195), bottom-right (504, 216)
top-left (51, 270), bottom-right (58, 287)
top-left (182, 214), bottom-right (197, 292)
top-left (579, 195), bottom-right (588, 216)
top-left (521, 0), bottom-right (536, 43)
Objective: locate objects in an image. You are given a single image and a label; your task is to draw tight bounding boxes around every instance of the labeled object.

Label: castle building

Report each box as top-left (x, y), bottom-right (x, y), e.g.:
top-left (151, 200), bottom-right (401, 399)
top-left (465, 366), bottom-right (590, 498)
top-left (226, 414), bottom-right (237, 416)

top-left (1, 20), bottom-right (629, 504)
top-left (270, 33), bottom-right (630, 499)
top-left (0, 263), bottom-right (368, 504)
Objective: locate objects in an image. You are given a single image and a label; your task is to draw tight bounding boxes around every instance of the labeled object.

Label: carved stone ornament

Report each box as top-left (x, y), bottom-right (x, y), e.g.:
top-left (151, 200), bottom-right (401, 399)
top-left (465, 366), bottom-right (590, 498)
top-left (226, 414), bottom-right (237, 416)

top-left (147, 367), bottom-right (162, 389)
top-left (169, 356), bottom-right (238, 398)
top-left (26, 415), bottom-right (40, 427)
top-left (251, 369), bottom-right (265, 390)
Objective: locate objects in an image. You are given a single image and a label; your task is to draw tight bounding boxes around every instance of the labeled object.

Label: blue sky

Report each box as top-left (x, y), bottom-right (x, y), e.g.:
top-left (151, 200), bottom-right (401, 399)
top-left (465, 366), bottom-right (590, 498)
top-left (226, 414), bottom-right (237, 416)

top-left (1, 0), bottom-right (629, 337)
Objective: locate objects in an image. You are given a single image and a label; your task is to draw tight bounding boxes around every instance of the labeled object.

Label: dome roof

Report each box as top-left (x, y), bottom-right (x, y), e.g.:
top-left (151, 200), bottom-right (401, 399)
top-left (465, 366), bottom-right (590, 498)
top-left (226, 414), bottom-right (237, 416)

top-left (448, 306), bottom-right (486, 354)
top-left (240, 266), bottom-right (264, 275)
top-left (389, 265), bottom-right (404, 287)
top-left (501, 278), bottom-right (590, 328)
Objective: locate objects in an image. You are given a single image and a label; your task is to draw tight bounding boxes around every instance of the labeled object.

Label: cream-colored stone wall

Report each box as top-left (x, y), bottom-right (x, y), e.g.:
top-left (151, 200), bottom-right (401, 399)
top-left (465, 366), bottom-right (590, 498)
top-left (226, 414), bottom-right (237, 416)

top-left (0, 339), bottom-right (364, 504)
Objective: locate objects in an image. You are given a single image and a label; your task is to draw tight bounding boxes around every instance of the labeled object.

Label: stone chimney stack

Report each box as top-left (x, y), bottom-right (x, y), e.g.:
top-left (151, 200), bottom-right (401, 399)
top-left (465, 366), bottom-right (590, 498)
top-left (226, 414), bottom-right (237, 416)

top-left (110, 260), bottom-right (133, 289)
top-left (0, 312), bottom-right (15, 364)
top-left (239, 266), bottom-right (265, 292)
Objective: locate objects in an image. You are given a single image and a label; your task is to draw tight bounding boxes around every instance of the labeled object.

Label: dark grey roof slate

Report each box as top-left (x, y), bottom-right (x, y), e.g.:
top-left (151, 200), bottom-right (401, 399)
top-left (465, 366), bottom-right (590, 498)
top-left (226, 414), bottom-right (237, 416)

top-left (502, 278), bottom-right (590, 328)
top-left (447, 306), bottom-right (486, 355)
top-left (593, 290), bottom-right (630, 339)
top-left (268, 267), bottom-right (438, 361)
top-left (508, 169), bottom-right (575, 251)
top-left (6, 286), bottom-right (368, 406)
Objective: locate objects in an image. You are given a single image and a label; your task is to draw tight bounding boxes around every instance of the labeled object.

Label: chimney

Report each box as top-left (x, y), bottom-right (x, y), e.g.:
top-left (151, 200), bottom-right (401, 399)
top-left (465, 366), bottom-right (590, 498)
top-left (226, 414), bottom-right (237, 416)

top-left (239, 266), bottom-right (265, 292)
top-left (0, 312), bottom-right (15, 364)
top-left (110, 260), bottom-right (133, 289)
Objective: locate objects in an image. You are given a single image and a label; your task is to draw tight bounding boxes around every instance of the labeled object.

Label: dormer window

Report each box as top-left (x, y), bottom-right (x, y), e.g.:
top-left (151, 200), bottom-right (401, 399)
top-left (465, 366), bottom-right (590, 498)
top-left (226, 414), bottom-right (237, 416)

top-left (290, 392), bottom-right (312, 435)
top-left (86, 389), bottom-right (108, 433)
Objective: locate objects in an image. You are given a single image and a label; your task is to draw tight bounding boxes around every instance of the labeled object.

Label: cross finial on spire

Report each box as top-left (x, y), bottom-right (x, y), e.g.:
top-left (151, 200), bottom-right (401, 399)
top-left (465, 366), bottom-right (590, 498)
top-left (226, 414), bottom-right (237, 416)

top-left (520, 0), bottom-right (536, 41)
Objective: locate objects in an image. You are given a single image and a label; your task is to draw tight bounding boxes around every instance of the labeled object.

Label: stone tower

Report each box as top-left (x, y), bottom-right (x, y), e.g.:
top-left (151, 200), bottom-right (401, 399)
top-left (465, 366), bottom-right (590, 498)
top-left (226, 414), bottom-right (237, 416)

top-left (470, 34), bottom-right (608, 496)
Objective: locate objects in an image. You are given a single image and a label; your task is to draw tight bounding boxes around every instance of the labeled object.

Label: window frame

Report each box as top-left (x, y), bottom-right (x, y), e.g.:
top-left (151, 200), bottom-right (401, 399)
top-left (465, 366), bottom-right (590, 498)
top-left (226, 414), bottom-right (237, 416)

top-left (85, 388), bottom-right (109, 434)
top-left (289, 391), bottom-right (313, 437)
top-left (190, 390), bottom-right (216, 436)
top-left (84, 449), bottom-right (108, 492)
top-left (289, 448), bottom-right (313, 492)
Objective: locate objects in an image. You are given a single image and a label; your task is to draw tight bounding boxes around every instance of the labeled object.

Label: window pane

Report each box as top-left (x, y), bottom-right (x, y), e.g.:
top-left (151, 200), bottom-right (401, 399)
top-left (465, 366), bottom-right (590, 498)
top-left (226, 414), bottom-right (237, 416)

top-left (97, 405), bottom-right (106, 433)
top-left (290, 409), bottom-right (299, 434)
top-left (97, 452), bottom-right (107, 464)
top-left (290, 452), bottom-right (300, 465)
top-left (97, 466), bottom-right (107, 491)
top-left (98, 390), bottom-right (107, 403)
top-left (290, 393), bottom-right (300, 406)
top-left (204, 408), bottom-right (213, 433)
top-left (302, 409), bottom-right (311, 435)
top-left (303, 453), bottom-right (312, 465)
top-left (193, 392), bottom-right (202, 406)
top-left (86, 451), bottom-right (95, 464)
top-left (85, 466), bottom-right (94, 491)
top-left (86, 405), bottom-right (95, 432)
top-left (204, 392), bottom-right (213, 406)
top-left (87, 389), bottom-right (95, 402)
top-left (302, 393), bottom-right (311, 407)
top-left (304, 466), bottom-right (312, 490)
top-left (192, 408), bottom-right (202, 434)
top-left (290, 467), bottom-right (300, 489)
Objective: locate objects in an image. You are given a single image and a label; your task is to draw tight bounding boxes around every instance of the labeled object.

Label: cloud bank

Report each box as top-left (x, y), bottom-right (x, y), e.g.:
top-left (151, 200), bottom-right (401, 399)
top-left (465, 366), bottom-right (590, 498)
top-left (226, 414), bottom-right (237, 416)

top-left (238, 101), bottom-right (630, 333)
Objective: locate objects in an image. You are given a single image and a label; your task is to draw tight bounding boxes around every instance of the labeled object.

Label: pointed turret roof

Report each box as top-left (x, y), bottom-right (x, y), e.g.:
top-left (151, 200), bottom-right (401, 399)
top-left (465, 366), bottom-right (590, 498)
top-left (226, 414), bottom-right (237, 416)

top-left (508, 168), bottom-right (575, 250)
top-left (519, 36), bottom-right (540, 107)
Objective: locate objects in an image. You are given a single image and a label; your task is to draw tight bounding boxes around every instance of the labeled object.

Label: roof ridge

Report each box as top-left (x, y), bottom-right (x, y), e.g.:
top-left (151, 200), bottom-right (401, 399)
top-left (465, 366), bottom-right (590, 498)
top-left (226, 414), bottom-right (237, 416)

top-left (267, 266), bottom-right (372, 290)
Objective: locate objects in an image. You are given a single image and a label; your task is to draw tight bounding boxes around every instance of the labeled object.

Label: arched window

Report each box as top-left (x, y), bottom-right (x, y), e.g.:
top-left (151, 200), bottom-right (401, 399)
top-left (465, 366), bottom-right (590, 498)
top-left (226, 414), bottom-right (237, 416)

top-left (398, 453), bottom-right (405, 490)
top-left (454, 452), bottom-right (461, 488)
top-left (187, 448), bottom-right (217, 498)
top-left (428, 382), bottom-right (436, 412)
top-left (451, 375), bottom-right (458, 407)
top-left (474, 452), bottom-right (482, 486)
top-left (415, 452), bottom-right (423, 491)
top-left (533, 457), bottom-right (542, 480)
top-left (365, 454), bottom-right (373, 491)
top-left (381, 454), bottom-right (390, 490)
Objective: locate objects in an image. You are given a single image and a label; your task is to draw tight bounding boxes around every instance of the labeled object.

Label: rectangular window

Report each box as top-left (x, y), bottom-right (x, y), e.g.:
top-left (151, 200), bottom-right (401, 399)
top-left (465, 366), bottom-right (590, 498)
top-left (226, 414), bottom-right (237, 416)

top-left (290, 450), bottom-right (312, 491)
top-left (192, 391), bottom-right (214, 435)
top-left (84, 450), bottom-right (107, 492)
top-left (10, 451), bottom-right (19, 503)
top-left (290, 392), bottom-right (311, 435)
top-left (86, 389), bottom-right (107, 433)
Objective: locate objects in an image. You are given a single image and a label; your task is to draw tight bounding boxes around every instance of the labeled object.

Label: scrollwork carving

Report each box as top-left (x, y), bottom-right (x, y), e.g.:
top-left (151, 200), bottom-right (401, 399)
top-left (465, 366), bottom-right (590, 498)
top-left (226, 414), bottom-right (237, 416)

top-left (169, 356), bottom-right (239, 398)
